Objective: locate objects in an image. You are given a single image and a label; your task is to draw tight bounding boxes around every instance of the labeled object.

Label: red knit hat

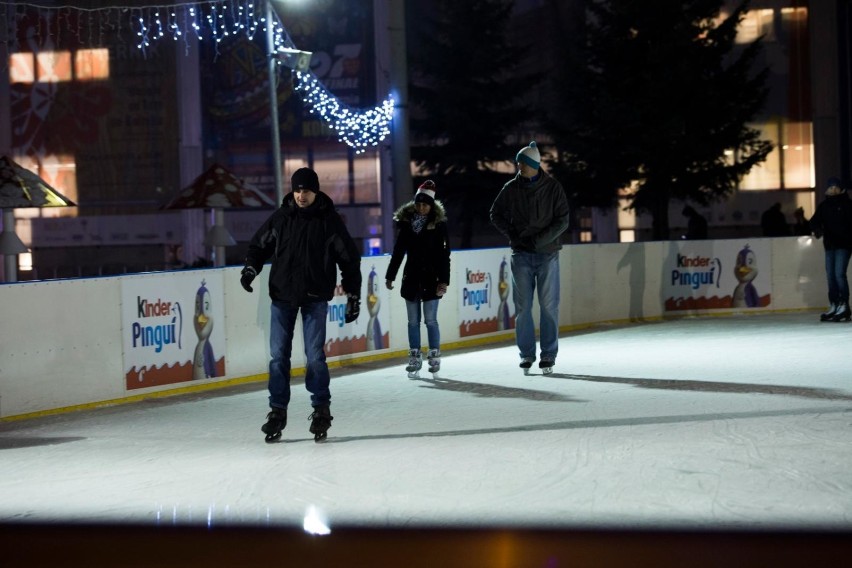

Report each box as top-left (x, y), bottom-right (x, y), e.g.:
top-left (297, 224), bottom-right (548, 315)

top-left (415, 180), bottom-right (436, 205)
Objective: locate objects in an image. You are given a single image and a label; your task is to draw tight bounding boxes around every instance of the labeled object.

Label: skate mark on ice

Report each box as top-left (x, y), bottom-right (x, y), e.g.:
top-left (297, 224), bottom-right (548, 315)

top-left (322, 406), bottom-right (852, 444)
top-left (0, 436), bottom-right (86, 450)
top-left (411, 376), bottom-right (581, 402)
top-left (554, 374), bottom-right (852, 401)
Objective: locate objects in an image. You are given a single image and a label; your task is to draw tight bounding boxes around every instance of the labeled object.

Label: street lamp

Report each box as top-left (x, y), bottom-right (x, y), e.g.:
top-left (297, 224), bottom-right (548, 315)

top-left (265, 0), bottom-right (312, 206)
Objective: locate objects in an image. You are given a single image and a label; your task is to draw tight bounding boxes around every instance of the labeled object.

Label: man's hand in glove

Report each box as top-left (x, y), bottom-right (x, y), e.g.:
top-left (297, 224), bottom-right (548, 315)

top-left (240, 266), bottom-right (257, 293)
top-left (344, 294), bottom-right (361, 323)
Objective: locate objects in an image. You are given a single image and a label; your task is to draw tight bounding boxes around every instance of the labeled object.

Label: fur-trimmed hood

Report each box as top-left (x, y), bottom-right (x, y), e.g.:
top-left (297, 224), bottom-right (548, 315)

top-left (392, 199), bottom-right (447, 229)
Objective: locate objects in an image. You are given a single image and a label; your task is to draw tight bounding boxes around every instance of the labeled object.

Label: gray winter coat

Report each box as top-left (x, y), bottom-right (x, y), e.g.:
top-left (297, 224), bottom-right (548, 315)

top-left (489, 170), bottom-right (570, 253)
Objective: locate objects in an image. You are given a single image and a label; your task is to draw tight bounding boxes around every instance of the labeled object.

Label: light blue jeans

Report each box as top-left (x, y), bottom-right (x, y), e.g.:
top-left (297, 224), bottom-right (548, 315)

top-left (511, 251), bottom-right (560, 362)
top-left (268, 300), bottom-right (330, 409)
top-left (405, 298), bottom-right (440, 350)
top-left (825, 248), bottom-right (852, 304)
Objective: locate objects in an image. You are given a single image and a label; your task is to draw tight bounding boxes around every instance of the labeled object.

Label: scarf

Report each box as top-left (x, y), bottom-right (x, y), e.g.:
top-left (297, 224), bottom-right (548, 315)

top-left (412, 213), bottom-right (428, 234)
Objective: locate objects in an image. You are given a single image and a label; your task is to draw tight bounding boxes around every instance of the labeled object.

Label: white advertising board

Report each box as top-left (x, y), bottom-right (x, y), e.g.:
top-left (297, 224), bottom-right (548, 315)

top-left (121, 270), bottom-right (227, 390)
top-left (663, 240), bottom-right (772, 311)
top-left (458, 249), bottom-right (514, 337)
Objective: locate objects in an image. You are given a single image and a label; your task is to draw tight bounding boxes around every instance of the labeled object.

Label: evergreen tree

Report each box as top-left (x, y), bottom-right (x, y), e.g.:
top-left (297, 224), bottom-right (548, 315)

top-left (407, 0), bottom-right (538, 247)
top-left (550, 0), bottom-right (772, 240)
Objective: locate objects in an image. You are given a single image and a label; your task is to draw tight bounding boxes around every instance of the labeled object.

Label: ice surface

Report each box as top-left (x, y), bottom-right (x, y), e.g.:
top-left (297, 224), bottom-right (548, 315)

top-left (1, 312), bottom-right (850, 531)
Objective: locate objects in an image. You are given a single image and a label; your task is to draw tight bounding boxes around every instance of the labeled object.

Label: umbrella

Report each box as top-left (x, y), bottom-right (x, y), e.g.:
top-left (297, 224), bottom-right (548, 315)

top-left (161, 163), bottom-right (275, 266)
top-left (0, 155), bottom-right (76, 208)
top-left (0, 155), bottom-right (76, 282)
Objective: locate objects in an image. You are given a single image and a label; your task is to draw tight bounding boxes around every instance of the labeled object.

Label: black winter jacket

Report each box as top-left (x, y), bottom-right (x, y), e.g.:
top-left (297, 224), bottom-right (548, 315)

top-left (810, 192), bottom-right (852, 251)
top-left (489, 170), bottom-right (570, 254)
top-left (244, 191), bottom-right (362, 304)
top-left (385, 200), bottom-right (450, 302)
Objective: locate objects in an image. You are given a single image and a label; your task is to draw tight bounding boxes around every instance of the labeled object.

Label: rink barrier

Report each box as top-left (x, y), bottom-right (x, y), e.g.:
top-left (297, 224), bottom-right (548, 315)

top-left (0, 236), bottom-right (826, 421)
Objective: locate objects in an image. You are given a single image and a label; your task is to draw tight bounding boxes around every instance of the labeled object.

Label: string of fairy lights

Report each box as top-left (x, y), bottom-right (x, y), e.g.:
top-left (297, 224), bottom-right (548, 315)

top-left (0, 0), bottom-right (394, 153)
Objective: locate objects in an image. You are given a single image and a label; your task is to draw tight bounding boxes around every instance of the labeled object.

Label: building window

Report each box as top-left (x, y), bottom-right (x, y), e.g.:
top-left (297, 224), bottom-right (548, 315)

top-left (9, 48), bottom-right (110, 84)
top-left (737, 8), bottom-right (776, 44)
top-left (75, 48), bottom-right (110, 80)
top-left (37, 51), bottom-right (72, 82)
top-left (738, 118), bottom-right (813, 190)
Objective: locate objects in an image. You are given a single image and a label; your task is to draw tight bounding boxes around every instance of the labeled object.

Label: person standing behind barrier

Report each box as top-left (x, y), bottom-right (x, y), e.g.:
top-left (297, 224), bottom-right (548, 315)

top-left (490, 141), bottom-right (570, 376)
top-left (682, 205), bottom-right (708, 239)
top-left (761, 202), bottom-right (790, 236)
top-left (809, 177), bottom-right (852, 322)
top-left (792, 206), bottom-right (811, 236)
top-left (385, 180), bottom-right (451, 377)
top-left (240, 167), bottom-right (362, 443)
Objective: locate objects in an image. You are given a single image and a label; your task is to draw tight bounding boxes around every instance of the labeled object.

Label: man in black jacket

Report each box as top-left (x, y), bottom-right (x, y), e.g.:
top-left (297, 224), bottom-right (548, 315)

top-left (240, 167), bottom-right (362, 442)
top-left (809, 177), bottom-right (852, 322)
top-left (490, 141), bottom-right (570, 376)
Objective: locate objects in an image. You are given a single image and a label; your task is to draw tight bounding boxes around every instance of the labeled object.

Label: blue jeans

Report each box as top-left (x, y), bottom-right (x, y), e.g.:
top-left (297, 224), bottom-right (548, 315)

top-left (825, 248), bottom-right (852, 304)
top-left (511, 251), bottom-right (560, 362)
top-left (268, 300), bottom-right (330, 409)
top-left (405, 298), bottom-right (440, 350)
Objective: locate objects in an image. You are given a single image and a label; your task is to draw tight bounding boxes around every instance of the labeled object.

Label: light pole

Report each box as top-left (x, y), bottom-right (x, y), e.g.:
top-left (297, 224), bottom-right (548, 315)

top-left (266, 0), bottom-right (284, 206)
top-left (265, 2), bottom-right (312, 207)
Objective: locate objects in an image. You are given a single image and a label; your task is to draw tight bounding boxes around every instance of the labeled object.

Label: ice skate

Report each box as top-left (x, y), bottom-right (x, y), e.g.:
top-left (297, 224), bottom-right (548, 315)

top-left (261, 408), bottom-right (287, 443)
top-left (831, 302), bottom-right (851, 322)
top-left (820, 303), bottom-right (838, 322)
top-left (308, 405), bottom-right (333, 442)
top-left (405, 349), bottom-right (423, 378)
top-left (519, 358), bottom-right (535, 376)
top-left (427, 348), bottom-right (441, 376)
top-left (539, 359), bottom-right (555, 375)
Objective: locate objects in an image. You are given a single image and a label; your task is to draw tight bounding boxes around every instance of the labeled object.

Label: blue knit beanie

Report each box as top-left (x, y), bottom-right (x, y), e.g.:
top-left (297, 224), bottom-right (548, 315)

top-left (516, 141), bottom-right (541, 169)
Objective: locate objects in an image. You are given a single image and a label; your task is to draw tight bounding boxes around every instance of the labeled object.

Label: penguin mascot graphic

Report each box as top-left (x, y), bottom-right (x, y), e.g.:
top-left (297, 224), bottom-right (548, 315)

top-left (732, 245), bottom-right (760, 308)
top-left (497, 257), bottom-right (512, 330)
top-left (366, 267), bottom-right (384, 350)
top-left (193, 280), bottom-right (217, 379)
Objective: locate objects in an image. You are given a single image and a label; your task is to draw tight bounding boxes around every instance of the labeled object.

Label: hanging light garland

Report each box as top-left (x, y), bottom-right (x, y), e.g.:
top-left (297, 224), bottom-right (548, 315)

top-left (1, 0), bottom-right (395, 152)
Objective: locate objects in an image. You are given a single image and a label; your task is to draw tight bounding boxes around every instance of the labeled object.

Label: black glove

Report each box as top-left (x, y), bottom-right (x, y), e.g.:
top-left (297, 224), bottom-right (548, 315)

top-left (240, 266), bottom-right (257, 293)
top-left (344, 294), bottom-right (360, 323)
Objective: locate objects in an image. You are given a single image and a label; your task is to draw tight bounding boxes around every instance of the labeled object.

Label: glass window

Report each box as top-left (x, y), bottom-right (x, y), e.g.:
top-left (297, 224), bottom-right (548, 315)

top-left (781, 121), bottom-right (814, 189)
top-left (75, 48), bottom-right (110, 80)
top-left (37, 51), bottom-right (72, 82)
top-left (738, 120), bottom-right (781, 190)
top-left (352, 152), bottom-right (379, 203)
top-left (9, 52), bottom-right (35, 83)
top-left (737, 9), bottom-right (776, 44)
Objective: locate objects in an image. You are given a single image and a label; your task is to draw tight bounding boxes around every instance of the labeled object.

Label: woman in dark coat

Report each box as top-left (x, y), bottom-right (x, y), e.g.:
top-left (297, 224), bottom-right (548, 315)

top-left (385, 180), bottom-right (450, 376)
top-left (809, 177), bottom-right (852, 321)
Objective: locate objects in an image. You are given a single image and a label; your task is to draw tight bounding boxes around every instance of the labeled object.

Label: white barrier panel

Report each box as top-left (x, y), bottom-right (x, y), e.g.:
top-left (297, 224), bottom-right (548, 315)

top-left (0, 236), bottom-right (826, 419)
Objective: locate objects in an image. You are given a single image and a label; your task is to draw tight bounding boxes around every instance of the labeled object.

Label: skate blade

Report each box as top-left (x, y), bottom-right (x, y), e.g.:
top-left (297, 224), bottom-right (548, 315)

top-left (542, 368), bottom-right (553, 375)
top-left (407, 371), bottom-right (420, 378)
top-left (314, 432), bottom-right (328, 443)
top-left (264, 432), bottom-right (282, 443)
top-left (523, 368), bottom-right (531, 376)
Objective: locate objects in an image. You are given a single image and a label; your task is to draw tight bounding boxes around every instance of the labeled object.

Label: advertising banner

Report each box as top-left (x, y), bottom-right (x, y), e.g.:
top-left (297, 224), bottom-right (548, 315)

top-left (458, 249), bottom-right (514, 337)
top-left (663, 240), bottom-right (772, 311)
top-left (326, 257), bottom-right (391, 356)
top-left (122, 271), bottom-right (226, 390)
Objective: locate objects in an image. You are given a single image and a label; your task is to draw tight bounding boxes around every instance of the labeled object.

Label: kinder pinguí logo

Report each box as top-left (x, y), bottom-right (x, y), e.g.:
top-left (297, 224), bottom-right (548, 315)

top-left (132, 296), bottom-right (183, 353)
top-left (671, 254), bottom-right (722, 290)
top-left (463, 268), bottom-right (491, 311)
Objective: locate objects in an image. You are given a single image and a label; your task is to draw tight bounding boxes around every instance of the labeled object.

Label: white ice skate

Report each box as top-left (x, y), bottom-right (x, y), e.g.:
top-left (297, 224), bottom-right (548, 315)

top-left (427, 349), bottom-right (441, 377)
top-left (405, 349), bottom-right (422, 378)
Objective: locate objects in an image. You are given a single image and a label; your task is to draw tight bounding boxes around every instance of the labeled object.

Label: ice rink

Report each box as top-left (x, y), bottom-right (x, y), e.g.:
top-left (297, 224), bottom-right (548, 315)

top-left (2, 312), bottom-right (851, 566)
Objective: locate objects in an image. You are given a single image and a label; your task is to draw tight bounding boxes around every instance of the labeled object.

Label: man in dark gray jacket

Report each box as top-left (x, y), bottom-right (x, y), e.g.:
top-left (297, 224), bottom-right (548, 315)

top-left (490, 141), bottom-right (570, 375)
top-left (240, 167), bottom-right (362, 442)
